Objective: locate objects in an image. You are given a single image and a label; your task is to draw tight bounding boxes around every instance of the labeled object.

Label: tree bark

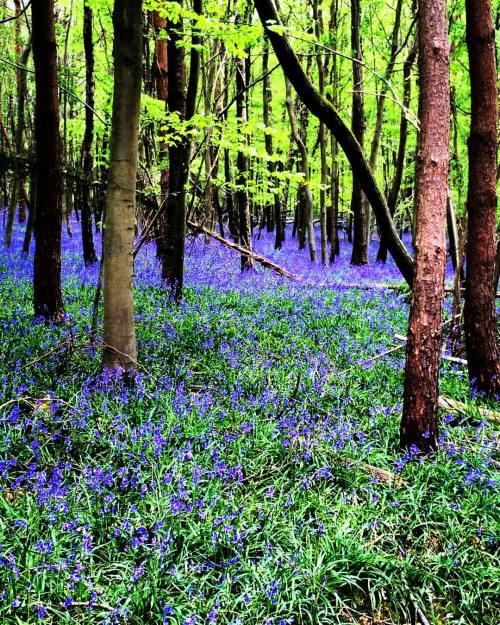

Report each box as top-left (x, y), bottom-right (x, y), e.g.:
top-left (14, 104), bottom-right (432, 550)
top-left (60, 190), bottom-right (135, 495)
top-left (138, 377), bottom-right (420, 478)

top-left (102, 0), bottom-right (142, 370)
top-left (463, 0), bottom-right (500, 397)
top-left (349, 0), bottom-right (368, 266)
top-left (400, 0), bottom-right (450, 452)
top-left (81, 3), bottom-right (98, 266)
top-left (32, 0), bottom-right (64, 321)
top-left (253, 0), bottom-right (414, 286)
top-left (159, 0), bottom-right (201, 300)
top-left (285, 79), bottom-right (316, 262)
top-left (376, 41), bottom-right (417, 263)
top-left (236, 56), bottom-right (253, 270)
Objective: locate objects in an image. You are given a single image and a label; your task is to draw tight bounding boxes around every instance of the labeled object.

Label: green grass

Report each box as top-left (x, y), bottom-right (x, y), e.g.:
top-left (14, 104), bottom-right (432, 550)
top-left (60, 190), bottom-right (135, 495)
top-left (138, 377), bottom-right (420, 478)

top-left (0, 274), bottom-right (498, 625)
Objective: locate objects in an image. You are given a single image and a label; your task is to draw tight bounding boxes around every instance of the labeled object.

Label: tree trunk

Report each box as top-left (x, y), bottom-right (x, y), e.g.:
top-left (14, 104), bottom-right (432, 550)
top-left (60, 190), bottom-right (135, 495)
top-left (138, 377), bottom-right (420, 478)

top-left (349, 0), bottom-right (368, 266)
top-left (377, 42), bottom-right (417, 263)
top-left (32, 0), bottom-right (64, 321)
top-left (262, 40), bottom-right (283, 246)
top-left (463, 0), bottom-right (500, 397)
top-left (236, 56), bottom-right (253, 270)
top-left (81, 3), bottom-right (98, 266)
top-left (400, 0), bottom-right (450, 452)
top-left (160, 0), bottom-right (200, 300)
top-left (102, 0), bottom-right (142, 370)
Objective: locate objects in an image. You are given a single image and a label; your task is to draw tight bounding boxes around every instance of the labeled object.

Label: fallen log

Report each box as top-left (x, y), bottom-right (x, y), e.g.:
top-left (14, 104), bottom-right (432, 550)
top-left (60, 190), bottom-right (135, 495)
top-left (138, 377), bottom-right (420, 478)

top-left (438, 396), bottom-right (500, 425)
top-left (187, 220), bottom-right (300, 281)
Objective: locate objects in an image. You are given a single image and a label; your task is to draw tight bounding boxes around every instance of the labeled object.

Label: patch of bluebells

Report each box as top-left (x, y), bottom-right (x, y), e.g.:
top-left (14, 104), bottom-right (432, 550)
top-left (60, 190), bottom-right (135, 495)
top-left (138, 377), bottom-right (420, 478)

top-left (0, 221), bottom-right (497, 624)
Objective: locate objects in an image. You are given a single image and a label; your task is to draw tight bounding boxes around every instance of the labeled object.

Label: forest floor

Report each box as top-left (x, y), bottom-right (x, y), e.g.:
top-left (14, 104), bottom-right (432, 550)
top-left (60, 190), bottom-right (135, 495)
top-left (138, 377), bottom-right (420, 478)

top-left (0, 222), bottom-right (498, 625)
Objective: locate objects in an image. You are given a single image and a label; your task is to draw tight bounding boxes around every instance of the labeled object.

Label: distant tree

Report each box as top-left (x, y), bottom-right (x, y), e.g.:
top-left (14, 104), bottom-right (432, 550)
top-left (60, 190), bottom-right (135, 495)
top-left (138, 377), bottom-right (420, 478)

top-left (400, 0), bottom-right (450, 452)
top-left (81, 2), bottom-right (98, 266)
top-left (463, 0), bottom-right (500, 397)
top-left (32, 0), bottom-right (64, 321)
top-left (349, 0), bottom-right (367, 266)
top-left (102, 0), bottom-right (143, 370)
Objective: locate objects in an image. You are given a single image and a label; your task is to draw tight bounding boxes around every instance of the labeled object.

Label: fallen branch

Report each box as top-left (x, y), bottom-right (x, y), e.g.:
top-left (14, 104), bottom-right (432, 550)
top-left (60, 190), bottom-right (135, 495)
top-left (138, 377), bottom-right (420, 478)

top-left (187, 220), bottom-right (300, 280)
top-left (438, 396), bottom-right (500, 425)
top-left (394, 334), bottom-right (468, 365)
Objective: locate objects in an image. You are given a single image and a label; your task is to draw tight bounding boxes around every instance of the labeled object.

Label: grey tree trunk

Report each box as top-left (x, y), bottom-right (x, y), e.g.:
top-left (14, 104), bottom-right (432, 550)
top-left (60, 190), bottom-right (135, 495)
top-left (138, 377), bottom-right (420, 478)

top-left (102, 0), bottom-right (142, 370)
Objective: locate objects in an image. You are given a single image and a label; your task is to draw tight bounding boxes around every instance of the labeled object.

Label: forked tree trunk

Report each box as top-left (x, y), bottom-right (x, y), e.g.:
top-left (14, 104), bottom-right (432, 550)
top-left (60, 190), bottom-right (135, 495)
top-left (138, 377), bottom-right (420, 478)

top-left (400, 0), bottom-right (450, 452)
top-left (81, 4), bottom-right (98, 266)
top-left (463, 0), bottom-right (500, 397)
top-left (102, 0), bottom-right (142, 370)
top-left (349, 0), bottom-right (368, 266)
top-left (32, 0), bottom-right (64, 321)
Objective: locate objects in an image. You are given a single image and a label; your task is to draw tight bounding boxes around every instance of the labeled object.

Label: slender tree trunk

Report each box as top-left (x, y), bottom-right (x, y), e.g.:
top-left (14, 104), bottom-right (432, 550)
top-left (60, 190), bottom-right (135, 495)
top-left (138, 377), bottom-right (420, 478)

top-left (4, 2), bottom-right (30, 247)
top-left (160, 0), bottom-right (200, 300)
top-left (350, 0), bottom-right (368, 266)
top-left (81, 4), bottom-right (98, 265)
top-left (377, 42), bottom-right (417, 263)
top-left (102, 0), bottom-right (142, 370)
top-left (262, 40), bottom-right (283, 247)
top-left (285, 79), bottom-right (316, 262)
top-left (401, 0), bottom-right (450, 452)
top-left (236, 56), bottom-right (253, 270)
top-left (463, 0), bottom-right (500, 397)
top-left (32, 0), bottom-right (64, 321)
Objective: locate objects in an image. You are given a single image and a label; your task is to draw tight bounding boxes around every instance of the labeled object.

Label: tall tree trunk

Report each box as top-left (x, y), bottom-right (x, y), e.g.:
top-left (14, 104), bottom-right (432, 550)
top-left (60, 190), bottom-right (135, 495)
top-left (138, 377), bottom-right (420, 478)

top-left (236, 56), bottom-right (253, 270)
top-left (32, 0), bottom-right (64, 321)
top-left (262, 40), bottom-right (283, 247)
top-left (349, 0), bottom-right (368, 266)
top-left (102, 0), bottom-right (142, 370)
top-left (285, 79), bottom-right (316, 262)
top-left (377, 41), bottom-right (417, 263)
top-left (400, 0), bottom-right (450, 452)
top-left (160, 0), bottom-right (201, 300)
top-left (463, 0), bottom-right (500, 397)
top-left (4, 6), bottom-right (30, 247)
top-left (81, 3), bottom-right (98, 266)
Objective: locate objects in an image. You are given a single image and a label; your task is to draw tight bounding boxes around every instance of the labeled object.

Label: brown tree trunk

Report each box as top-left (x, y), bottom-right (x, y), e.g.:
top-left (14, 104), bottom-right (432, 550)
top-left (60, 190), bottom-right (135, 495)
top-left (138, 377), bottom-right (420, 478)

top-left (4, 1), bottom-right (30, 247)
top-left (236, 56), bottom-right (253, 270)
top-left (160, 0), bottom-right (201, 300)
top-left (81, 3), bottom-right (98, 266)
top-left (32, 0), bottom-right (64, 321)
top-left (349, 0), bottom-right (368, 266)
top-left (401, 0), bottom-right (450, 452)
top-left (286, 79), bottom-right (316, 262)
top-left (377, 41), bottom-right (417, 263)
top-left (463, 0), bottom-right (500, 397)
top-left (102, 0), bottom-right (142, 370)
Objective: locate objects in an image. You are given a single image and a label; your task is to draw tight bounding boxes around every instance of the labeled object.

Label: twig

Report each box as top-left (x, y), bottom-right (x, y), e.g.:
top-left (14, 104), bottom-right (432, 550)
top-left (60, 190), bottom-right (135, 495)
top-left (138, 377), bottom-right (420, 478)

top-left (187, 220), bottom-right (300, 280)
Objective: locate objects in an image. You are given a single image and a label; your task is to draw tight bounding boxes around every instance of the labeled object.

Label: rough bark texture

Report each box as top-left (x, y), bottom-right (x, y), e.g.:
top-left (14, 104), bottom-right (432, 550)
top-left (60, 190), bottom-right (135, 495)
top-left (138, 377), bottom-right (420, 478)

top-left (254, 0), bottom-right (414, 286)
top-left (102, 0), bottom-right (142, 370)
top-left (32, 0), bottom-right (64, 321)
top-left (463, 0), bottom-right (500, 397)
top-left (81, 4), bottom-right (98, 266)
top-left (349, 0), bottom-right (368, 266)
top-left (401, 0), bottom-right (450, 452)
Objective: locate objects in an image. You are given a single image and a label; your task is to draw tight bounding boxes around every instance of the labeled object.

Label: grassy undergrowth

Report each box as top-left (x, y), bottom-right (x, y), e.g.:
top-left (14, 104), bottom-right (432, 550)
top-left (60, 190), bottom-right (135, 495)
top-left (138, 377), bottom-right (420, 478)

top-left (0, 261), bottom-right (498, 625)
